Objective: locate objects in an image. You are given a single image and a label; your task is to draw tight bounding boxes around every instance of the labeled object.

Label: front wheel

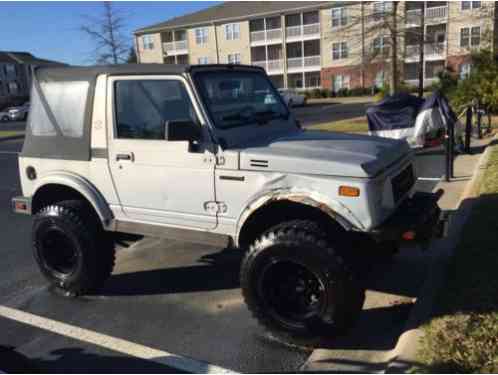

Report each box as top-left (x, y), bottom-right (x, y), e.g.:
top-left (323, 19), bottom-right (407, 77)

top-left (32, 200), bottom-right (115, 296)
top-left (1, 115), bottom-right (8, 122)
top-left (241, 220), bottom-right (365, 343)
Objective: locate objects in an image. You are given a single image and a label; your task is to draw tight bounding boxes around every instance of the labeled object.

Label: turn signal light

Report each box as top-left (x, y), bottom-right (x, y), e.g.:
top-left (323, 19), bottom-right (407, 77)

top-left (339, 186), bottom-right (360, 197)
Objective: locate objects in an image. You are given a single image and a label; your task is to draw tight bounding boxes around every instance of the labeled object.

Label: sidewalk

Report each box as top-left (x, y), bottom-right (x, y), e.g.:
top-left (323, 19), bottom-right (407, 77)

top-left (301, 137), bottom-right (492, 373)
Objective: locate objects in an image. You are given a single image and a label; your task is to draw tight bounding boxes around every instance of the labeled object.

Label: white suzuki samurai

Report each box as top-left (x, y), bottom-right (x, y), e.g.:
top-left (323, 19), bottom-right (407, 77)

top-left (13, 64), bottom-right (443, 341)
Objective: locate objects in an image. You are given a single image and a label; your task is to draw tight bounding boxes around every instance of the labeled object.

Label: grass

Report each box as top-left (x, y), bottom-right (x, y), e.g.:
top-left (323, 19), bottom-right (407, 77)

top-left (308, 116), bottom-right (369, 133)
top-left (0, 130), bottom-right (24, 139)
top-left (416, 141), bottom-right (498, 373)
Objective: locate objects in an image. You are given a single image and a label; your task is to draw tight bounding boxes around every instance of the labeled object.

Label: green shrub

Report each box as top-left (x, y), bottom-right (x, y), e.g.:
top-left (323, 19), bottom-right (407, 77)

top-left (337, 88), bottom-right (351, 97)
top-left (310, 88), bottom-right (321, 99)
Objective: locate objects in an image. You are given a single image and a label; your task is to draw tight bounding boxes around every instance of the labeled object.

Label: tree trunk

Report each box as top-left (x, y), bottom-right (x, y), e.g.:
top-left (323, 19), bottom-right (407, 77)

top-left (418, 3), bottom-right (425, 97)
top-left (390, 1), bottom-right (399, 96)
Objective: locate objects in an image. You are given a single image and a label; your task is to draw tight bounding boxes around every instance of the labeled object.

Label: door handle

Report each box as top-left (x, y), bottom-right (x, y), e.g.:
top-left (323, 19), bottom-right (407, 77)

top-left (116, 152), bottom-right (134, 162)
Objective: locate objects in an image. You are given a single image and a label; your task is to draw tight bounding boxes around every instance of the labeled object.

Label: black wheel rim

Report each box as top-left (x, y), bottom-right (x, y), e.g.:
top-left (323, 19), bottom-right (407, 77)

top-left (40, 227), bottom-right (79, 276)
top-left (258, 258), bottom-right (326, 329)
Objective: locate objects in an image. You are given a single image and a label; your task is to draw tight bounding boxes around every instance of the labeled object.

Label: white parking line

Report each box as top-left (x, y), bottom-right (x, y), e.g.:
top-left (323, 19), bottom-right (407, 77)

top-left (0, 305), bottom-right (237, 374)
top-left (417, 177), bottom-right (442, 181)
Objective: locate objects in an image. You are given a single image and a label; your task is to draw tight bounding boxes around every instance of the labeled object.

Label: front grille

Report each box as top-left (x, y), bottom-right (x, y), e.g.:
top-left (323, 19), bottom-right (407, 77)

top-left (392, 164), bottom-right (415, 202)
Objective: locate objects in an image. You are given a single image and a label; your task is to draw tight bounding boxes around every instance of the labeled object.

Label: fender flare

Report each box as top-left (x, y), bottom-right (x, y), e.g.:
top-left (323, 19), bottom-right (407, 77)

top-left (235, 188), bottom-right (365, 247)
top-left (32, 171), bottom-right (114, 227)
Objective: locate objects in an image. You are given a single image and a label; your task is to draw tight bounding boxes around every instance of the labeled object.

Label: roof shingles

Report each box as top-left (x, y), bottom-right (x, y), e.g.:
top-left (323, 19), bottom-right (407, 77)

top-left (135, 1), bottom-right (331, 34)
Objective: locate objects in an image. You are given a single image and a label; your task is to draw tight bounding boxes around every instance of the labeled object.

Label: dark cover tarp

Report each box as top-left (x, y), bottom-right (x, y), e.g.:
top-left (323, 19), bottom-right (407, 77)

top-left (366, 93), bottom-right (425, 132)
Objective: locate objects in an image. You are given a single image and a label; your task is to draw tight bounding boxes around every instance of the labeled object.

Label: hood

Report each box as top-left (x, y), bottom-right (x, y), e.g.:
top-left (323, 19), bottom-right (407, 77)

top-left (238, 130), bottom-right (411, 178)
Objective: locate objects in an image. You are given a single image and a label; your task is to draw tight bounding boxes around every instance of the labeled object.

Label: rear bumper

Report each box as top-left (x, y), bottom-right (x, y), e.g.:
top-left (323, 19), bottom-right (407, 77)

top-left (370, 189), bottom-right (445, 244)
top-left (12, 196), bottom-right (32, 215)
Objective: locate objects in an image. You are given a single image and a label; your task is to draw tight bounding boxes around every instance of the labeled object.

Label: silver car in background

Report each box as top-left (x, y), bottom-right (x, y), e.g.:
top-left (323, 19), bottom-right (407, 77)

top-left (278, 88), bottom-right (306, 107)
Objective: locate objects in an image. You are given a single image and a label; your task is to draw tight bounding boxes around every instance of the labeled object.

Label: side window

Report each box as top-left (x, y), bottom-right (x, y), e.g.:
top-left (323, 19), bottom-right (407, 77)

top-left (114, 79), bottom-right (198, 140)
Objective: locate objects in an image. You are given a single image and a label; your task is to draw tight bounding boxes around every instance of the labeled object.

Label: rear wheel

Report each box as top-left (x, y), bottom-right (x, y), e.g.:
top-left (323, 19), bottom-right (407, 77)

top-left (241, 220), bottom-right (365, 343)
top-left (32, 200), bottom-right (115, 296)
top-left (1, 115), bottom-right (8, 122)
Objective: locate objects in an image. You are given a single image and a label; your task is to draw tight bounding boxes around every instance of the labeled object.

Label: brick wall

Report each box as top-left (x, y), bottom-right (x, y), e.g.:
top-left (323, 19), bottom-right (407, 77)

top-left (321, 61), bottom-right (386, 90)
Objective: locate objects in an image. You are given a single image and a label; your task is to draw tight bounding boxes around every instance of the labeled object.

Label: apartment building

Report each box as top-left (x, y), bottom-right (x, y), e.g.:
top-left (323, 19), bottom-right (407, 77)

top-left (134, 1), bottom-right (497, 91)
top-left (0, 51), bottom-right (64, 109)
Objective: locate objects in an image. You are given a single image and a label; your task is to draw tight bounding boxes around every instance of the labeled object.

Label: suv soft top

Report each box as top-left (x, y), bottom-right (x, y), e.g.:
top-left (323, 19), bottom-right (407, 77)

top-left (21, 64), bottom-right (264, 161)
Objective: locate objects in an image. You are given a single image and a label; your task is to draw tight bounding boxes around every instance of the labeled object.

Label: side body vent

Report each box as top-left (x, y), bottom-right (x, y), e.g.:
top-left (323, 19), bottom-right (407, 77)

top-left (250, 159), bottom-right (268, 168)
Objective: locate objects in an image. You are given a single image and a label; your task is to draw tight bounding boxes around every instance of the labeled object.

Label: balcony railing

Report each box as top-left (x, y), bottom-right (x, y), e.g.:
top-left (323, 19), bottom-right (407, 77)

top-left (267, 59), bottom-right (283, 72)
top-left (426, 5), bottom-right (447, 19)
top-left (252, 59), bottom-right (283, 73)
top-left (287, 57), bottom-right (303, 69)
top-left (406, 6), bottom-right (447, 25)
top-left (286, 25), bottom-right (301, 38)
top-left (163, 40), bottom-right (188, 53)
top-left (304, 55), bottom-right (320, 66)
top-left (405, 42), bottom-right (446, 59)
top-left (303, 23), bottom-right (320, 35)
top-left (286, 23), bottom-right (320, 39)
top-left (250, 28), bottom-right (282, 43)
top-left (287, 55), bottom-right (320, 70)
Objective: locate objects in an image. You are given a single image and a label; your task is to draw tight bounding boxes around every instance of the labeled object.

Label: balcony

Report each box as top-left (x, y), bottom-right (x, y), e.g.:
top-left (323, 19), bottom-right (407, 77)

top-left (287, 55), bottom-right (320, 73)
top-left (285, 23), bottom-right (320, 41)
top-left (405, 42), bottom-right (446, 61)
top-left (406, 6), bottom-right (447, 26)
top-left (163, 40), bottom-right (188, 55)
top-left (250, 28), bottom-right (282, 46)
top-left (252, 59), bottom-right (284, 75)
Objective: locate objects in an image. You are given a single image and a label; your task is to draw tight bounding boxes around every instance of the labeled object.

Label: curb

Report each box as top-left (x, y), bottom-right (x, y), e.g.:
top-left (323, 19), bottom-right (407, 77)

top-left (0, 134), bottom-right (24, 142)
top-left (384, 135), bottom-right (496, 373)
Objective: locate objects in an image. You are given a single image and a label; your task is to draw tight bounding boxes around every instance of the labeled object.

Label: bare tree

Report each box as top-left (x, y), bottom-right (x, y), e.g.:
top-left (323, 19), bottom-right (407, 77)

top-left (81, 2), bottom-right (130, 64)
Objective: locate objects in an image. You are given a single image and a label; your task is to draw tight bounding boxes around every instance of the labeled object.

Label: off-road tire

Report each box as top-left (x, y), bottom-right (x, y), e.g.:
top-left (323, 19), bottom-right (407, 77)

top-left (240, 220), bottom-right (365, 343)
top-left (32, 200), bottom-right (115, 296)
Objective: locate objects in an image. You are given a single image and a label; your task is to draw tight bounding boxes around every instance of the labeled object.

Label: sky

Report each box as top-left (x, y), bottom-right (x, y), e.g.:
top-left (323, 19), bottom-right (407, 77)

top-left (0, 1), bottom-right (219, 65)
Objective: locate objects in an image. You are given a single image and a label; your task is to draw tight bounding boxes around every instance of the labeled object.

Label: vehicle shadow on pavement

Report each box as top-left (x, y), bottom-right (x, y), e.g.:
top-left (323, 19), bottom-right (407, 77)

top-left (94, 247), bottom-right (243, 297)
top-left (0, 345), bottom-right (188, 373)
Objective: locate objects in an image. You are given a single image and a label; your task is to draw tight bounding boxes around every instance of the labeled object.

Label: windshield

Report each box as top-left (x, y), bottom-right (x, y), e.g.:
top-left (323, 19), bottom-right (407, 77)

top-left (194, 70), bottom-right (289, 129)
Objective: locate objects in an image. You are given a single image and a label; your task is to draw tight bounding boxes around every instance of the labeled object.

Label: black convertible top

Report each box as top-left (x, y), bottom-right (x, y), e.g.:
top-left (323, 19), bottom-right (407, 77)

top-left (21, 63), bottom-right (264, 161)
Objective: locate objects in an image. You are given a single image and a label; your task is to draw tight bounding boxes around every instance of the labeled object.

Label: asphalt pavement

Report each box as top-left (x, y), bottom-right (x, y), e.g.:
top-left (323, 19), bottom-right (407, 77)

top-left (0, 136), bottom-right (446, 373)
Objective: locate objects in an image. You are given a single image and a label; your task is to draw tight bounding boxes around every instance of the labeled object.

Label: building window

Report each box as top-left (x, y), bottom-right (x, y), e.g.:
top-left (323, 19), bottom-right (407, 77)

top-left (333, 75), bottom-right (350, 91)
top-left (5, 64), bottom-right (16, 76)
top-left (460, 28), bottom-right (470, 47)
top-left (462, 1), bottom-right (481, 10)
top-left (332, 42), bottom-right (348, 60)
top-left (195, 27), bottom-right (209, 45)
top-left (461, 26), bottom-right (480, 47)
top-left (471, 26), bottom-right (481, 46)
top-left (8, 82), bottom-right (19, 94)
top-left (142, 35), bottom-right (154, 50)
top-left (373, 1), bottom-right (392, 21)
top-left (373, 36), bottom-right (389, 56)
top-left (331, 7), bottom-right (348, 28)
top-left (197, 56), bottom-right (209, 65)
top-left (224, 23), bottom-right (240, 40)
top-left (227, 53), bottom-right (241, 64)
top-left (460, 63), bottom-right (472, 79)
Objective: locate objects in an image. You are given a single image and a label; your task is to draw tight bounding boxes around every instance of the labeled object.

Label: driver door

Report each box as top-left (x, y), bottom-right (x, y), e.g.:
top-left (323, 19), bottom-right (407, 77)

top-left (107, 75), bottom-right (217, 230)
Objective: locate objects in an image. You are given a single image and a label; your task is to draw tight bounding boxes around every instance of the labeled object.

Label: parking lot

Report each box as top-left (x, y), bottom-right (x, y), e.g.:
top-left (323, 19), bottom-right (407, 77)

top-left (0, 116), bottom-right (447, 372)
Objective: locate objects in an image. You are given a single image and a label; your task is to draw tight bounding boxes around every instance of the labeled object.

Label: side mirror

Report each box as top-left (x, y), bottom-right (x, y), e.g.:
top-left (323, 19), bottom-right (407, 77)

top-left (164, 120), bottom-right (202, 143)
